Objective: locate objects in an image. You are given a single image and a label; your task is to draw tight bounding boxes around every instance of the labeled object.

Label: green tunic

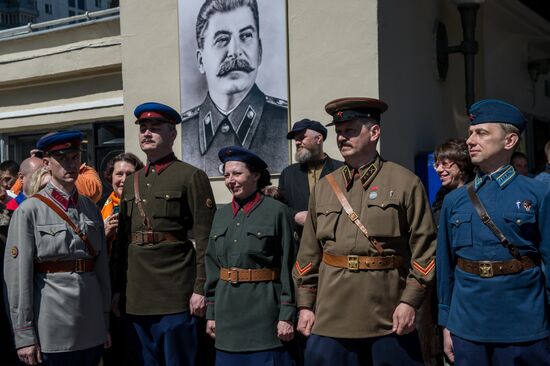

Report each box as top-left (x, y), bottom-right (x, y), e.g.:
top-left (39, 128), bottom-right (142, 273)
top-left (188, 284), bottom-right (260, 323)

top-left (205, 195), bottom-right (297, 352)
top-left (116, 158), bottom-right (216, 315)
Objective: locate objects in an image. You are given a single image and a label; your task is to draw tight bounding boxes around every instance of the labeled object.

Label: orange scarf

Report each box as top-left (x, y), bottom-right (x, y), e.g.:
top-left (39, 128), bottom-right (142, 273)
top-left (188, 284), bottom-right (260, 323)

top-left (101, 191), bottom-right (120, 220)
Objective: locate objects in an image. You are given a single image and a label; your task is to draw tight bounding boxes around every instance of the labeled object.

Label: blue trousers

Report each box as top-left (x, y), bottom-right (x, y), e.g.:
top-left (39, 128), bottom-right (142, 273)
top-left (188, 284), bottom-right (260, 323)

top-left (216, 347), bottom-right (295, 366)
top-left (452, 334), bottom-right (550, 366)
top-left (42, 345), bottom-right (102, 366)
top-left (304, 332), bottom-right (423, 366)
top-left (130, 311), bottom-right (197, 366)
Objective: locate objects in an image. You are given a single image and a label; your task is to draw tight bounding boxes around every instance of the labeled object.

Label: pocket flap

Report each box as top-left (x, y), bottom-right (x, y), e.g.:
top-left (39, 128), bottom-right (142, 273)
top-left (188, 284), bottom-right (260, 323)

top-left (449, 213), bottom-right (472, 226)
top-left (154, 191), bottom-right (182, 200)
top-left (503, 212), bottom-right (536, 225)
top-left (367, 198), bottom-right (400, 209)
top-left (37, 223), bottom-right (67, 236)
top-left (210, 225), bottom-right (229, 239)
top-left (316, 204), bottom-right (342, 216)
top-left (246, 225), bottom-right (275, 238)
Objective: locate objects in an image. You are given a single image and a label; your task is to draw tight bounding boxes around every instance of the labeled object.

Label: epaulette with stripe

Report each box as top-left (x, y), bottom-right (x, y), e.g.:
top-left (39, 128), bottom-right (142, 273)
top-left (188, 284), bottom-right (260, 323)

top-left (181, 106), bottom-right (200, 121)
top-left (265, 95), bottom-right (288, 108)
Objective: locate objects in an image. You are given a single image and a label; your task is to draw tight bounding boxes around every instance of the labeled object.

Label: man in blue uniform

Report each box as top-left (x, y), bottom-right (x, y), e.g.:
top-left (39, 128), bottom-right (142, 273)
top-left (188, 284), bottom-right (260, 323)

top-left (437, 99), bottom-right (550, 365)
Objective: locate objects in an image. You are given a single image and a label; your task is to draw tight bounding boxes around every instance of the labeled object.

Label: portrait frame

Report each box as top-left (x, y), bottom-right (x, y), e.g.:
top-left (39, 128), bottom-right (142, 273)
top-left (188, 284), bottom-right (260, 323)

top-left (178, 0), bottom-right (290, 177)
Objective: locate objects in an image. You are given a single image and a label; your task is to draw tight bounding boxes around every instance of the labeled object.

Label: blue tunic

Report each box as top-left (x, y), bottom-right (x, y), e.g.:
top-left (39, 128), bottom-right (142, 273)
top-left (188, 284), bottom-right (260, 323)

top-left (437, 165), bottom-right (550, 343)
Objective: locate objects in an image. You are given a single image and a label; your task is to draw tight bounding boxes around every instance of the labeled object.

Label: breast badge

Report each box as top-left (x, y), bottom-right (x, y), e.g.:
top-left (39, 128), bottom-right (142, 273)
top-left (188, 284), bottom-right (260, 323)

top-left (522, 200), bottom-right (532, 212)
top-left (10, 246), bottom-right (18, 258)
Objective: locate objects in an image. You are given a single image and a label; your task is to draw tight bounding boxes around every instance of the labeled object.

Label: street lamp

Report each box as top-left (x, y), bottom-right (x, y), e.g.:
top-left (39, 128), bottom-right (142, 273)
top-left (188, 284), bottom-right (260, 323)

top-left (436, 0), bottom-right (486, 110)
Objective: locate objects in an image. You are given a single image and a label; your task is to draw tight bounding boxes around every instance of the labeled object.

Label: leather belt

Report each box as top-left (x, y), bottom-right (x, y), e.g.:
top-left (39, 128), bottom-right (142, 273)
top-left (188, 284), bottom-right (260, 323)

top-left (219, 267), bottom-right (279, 284)
top-left (129, 231), bottom-right (187, 245)
top-left (457, 256), bottom-right (538, 278)
top-left (35, 258), bottom-right (94, 273)
top-left (322, 252), bottom-right (403, 271)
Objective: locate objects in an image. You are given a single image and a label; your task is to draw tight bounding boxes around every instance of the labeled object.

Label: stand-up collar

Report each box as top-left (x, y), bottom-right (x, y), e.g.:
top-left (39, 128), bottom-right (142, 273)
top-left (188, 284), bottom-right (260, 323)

top-left (473, 164), bottom-right (516, 191)
top-left (342, 155), bottom-right (382, 191)
top-left (145, 152), bottom-right (177, 175)
top-left (198, 84), bottom-right (266, 154)
top-left (231, 191), bottom-right (263, 216)
top-left (43, 181), bottom-right (79, 211)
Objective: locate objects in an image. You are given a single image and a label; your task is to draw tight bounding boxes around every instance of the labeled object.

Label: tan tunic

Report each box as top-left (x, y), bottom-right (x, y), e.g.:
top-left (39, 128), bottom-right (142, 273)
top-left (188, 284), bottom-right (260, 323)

top-left (293, 156), bottom-right (436, 338)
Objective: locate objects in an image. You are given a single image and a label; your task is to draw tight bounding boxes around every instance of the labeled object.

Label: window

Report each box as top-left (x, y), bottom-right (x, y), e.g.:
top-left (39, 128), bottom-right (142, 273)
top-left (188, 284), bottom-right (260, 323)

top-left (68, 10), bottom-right (75, 16)
top-left (68, 0), bottom-right (75, 7)
top-left (95, 0), bottom-right (101, 7)
top-left (78, 0), bottom-right (85, 10)
top-left (45, 3), bottom-right (52, 14)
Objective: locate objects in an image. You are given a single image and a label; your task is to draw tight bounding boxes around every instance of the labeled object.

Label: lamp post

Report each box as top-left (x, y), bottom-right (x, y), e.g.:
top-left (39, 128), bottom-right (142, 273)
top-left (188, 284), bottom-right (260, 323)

top-left (436, 0), bottom-right (485, 110)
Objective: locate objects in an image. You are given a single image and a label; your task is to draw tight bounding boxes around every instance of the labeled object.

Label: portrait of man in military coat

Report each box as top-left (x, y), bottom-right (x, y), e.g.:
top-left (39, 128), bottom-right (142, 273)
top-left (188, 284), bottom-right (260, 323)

top-left (178, 0), bottom-right (289, 176)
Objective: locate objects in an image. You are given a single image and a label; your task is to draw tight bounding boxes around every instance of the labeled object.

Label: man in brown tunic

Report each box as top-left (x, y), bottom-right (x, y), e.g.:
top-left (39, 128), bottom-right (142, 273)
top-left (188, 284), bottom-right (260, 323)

top-left (293, 97), bottom-right (436, 365)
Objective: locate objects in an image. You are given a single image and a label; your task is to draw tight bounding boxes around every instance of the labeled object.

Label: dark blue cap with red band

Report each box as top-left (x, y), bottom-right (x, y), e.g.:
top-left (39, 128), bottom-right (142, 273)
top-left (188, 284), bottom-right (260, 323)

top-left (36, 130), bottom-right (83, 156)
top-left (134, 102), bottom-right (182, 125)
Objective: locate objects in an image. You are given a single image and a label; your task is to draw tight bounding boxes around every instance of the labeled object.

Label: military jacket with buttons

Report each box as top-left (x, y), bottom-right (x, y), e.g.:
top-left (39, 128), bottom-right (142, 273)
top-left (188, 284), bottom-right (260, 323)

top-left (115, 157), bottom-right (216, 315)
top-left (182, 84), bottom-right (289, 176)
top-left (3, 182), bottom-right (110, 352)
top-left (204, 194), bottom-right (297, 352)
top-left (293, 156), bottom-right (436, 338)
top-left (437, 166), bottom-right (550, 342)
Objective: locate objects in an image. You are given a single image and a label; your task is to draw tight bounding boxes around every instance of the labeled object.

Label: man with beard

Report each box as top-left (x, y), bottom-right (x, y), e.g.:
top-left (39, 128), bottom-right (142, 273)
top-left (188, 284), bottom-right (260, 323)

top-left (293, 98), bottom-right (436, 366)
top-left (182, 0), bottom-right (288, 176)
top-left (279, 119), bottom-right (342, 237)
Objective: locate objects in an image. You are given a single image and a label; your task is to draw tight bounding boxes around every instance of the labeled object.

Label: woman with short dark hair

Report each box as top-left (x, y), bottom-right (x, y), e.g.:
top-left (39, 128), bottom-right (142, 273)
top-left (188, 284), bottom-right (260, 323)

top-left (205, 146), bottom-right (297, 366)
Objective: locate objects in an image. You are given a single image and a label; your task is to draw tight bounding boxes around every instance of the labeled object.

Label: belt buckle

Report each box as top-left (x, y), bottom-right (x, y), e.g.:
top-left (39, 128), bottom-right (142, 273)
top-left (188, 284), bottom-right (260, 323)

top-left (227, 267), bottom-right (239, 284)
top-left (347, 255), bottom-right (359, 271)
top-left (479, 261), bottom-right (493, 278)
top-left (348, 212), bottom-right (359, 222)
top-left (75, 259), bottom-right (85, 273)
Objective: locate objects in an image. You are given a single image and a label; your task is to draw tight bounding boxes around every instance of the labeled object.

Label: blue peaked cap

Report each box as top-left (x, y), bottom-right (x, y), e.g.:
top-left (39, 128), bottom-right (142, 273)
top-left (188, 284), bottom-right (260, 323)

top-left (36, 130), bottom-right (83, 155)
top-left (134, 102), bottom-right (182, 124)
top-left (468, 99), bottom-right (526, 132)
top-left (218, 145), bottom-right (268, 170)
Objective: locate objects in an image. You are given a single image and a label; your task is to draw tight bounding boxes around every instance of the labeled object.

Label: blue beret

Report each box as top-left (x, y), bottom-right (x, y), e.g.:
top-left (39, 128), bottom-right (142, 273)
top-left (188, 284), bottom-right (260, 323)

top-left (36, 130), bottom-right (83, 155)
top-left (218, 146), bottom-right (267, 170)
top-left (469, 99), bottom-right (526, 132)
top-left (287, 119), bottom-right (328, 140)
top-left (134, 102), bottom-right (182, 125)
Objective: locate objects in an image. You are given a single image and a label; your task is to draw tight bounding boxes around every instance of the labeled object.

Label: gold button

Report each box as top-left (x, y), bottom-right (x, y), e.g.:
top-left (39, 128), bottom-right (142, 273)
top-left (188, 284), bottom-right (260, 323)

top-left (146, 183), bottom-right (150, 187)
top-left (236, 223), bottom-right (240, 226)
top-left (233, 239), bottom-right (238, 243)
top-left (214, 235), bottom-right (217, 239)
top-left (381, 203), bottom-right (385, 207)
top-left (516, 219), bottom-right (521, 224)
top-left (325, 210), bottom-right (329, 214)
top-left (165, 195), bottom-right (170, 199)
top-left (143, 199), bottom-right (147, 203)
top-left (257, 232), bottom-right (261, 236)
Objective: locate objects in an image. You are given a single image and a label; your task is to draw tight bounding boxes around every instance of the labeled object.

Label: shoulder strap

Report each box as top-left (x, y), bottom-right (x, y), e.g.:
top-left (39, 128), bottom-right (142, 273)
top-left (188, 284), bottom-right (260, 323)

top-left (133, 173), bottom-right (152, 230)
top-left (33, 193), bottom-right (97, 257)
top-left (325, 173), bottom-right (384, 255)
top-left (466, 183), bottom-right (520, 259)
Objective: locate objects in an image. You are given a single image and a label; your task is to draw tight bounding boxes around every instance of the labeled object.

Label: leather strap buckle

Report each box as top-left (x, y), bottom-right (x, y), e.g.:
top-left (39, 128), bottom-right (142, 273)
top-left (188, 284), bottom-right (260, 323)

top-left (347, 255), bottom-right (359, 271)
top-left (227, 267), bottom-right (240, 284)
top-left (348, 211), bottom-right (359, 222)
top-left (479, 261), bottom-right (493, 278)
top-left (75, 258), bottom-right (86, 273)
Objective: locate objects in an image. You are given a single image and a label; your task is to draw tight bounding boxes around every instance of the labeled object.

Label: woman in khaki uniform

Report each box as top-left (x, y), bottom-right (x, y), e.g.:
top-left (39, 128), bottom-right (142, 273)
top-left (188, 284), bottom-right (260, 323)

top-left (204, 146), bottom-right (297, 366)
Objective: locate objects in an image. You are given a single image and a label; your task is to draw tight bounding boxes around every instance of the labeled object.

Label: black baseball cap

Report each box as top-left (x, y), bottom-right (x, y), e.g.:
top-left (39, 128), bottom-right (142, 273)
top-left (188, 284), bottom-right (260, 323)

top-left (286, 119), bottom-right (328, 140)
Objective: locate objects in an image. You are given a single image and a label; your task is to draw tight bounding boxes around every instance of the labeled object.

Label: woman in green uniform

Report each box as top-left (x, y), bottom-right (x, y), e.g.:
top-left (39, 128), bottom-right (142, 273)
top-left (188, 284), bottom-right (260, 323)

top-left (205, 146), bottom-right (297, 366)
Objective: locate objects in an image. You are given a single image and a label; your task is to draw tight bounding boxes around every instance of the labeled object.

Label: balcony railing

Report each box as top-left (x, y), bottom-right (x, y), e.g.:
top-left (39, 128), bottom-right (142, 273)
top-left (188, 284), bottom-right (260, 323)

top-left (0, 7), bottom-right (119, 40)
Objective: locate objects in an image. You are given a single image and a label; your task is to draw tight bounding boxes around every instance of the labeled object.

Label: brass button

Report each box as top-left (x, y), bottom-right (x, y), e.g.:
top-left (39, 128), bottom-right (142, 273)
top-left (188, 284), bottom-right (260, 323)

top-left (381, 203), bottom-right (385, 207)
top-left (233, 239), bottom-right (238, 243)
top-left (325, 210), bottom-right (329, 214)
top-left (146, 183), bottom-right (150, 187)
top-left (165, 195), bottom-right (170, 199)
top-left (143, 199), bottom-right (147, 203)
top-left (257, 232), bottom-right (261, 236)
top-left (236, 223), bottom-right (240, 226)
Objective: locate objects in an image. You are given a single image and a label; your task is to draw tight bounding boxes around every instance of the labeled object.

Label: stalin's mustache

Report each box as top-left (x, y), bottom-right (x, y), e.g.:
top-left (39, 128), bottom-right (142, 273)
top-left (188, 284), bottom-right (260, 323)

top-left (217, 58), bottom-right (255, 77)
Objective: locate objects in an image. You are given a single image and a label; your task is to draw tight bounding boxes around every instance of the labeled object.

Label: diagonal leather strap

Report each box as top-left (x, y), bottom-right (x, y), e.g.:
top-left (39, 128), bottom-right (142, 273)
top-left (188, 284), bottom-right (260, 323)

top-left (33, 194), bottom-right (97, 257)
top-left (133, 173), bottom-right (152, 230)
top-left (325, 173), bottom-right (384, 255)
top-left (466, 183), bottom-right (520, 259)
